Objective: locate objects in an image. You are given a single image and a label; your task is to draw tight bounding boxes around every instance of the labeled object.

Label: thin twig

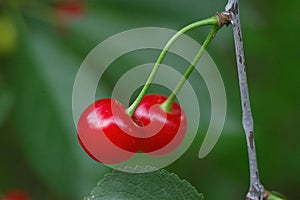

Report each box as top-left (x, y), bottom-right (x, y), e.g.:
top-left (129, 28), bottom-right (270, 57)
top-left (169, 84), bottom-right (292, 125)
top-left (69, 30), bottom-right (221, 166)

top-left (225, 0), bottom-right (265, 199)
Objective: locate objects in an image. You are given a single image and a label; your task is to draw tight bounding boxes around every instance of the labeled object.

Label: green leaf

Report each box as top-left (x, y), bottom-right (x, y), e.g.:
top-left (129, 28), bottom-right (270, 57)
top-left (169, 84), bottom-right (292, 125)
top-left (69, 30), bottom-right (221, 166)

top-left (84, 167), bottom-right (204, 200)
top-left (267, 191), bottom-right (287, 200)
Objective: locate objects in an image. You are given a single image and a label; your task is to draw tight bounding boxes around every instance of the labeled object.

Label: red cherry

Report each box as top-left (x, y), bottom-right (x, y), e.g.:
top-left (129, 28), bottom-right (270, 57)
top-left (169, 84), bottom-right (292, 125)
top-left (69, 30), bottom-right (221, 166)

top-left (53, 1), bottom-right (85, 33)
top-left (134, 94), bottom-right (187, 155)
top-left (54, 1), bottom-right (85, 18)
top-left (77, 98), bottom-right (144, 164)
top-left (1, 190), bottom-right (31, 200)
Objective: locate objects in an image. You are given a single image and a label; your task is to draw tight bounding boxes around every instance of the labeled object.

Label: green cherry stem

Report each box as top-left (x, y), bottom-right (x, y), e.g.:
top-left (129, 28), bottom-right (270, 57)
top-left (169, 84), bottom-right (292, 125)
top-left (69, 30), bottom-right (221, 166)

top-left (161, 24), bottom-right (221, 112)
top-left (126, 16), bottom-right (219, 116)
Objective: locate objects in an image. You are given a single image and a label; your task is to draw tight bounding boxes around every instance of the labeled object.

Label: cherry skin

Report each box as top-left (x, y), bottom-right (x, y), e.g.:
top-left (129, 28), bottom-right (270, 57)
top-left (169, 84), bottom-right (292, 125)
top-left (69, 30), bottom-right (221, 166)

top-left (77, 98), bottom-right (144, 164)
top-left (1, 190), bottom-right (31, 200)
top-left (134, 94), bottom-right (187, 155)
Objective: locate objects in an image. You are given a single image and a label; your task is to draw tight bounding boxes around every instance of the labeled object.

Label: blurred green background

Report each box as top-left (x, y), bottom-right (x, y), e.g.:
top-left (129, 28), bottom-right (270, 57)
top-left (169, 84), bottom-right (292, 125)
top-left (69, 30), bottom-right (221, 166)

top-left (0, 0), bottom-right (299, 199)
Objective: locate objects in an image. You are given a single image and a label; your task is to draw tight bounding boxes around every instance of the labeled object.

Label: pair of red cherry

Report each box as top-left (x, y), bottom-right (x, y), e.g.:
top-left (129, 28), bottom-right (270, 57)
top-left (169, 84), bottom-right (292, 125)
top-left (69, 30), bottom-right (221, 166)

top-left (77, 94), bottom-right (187, 164)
